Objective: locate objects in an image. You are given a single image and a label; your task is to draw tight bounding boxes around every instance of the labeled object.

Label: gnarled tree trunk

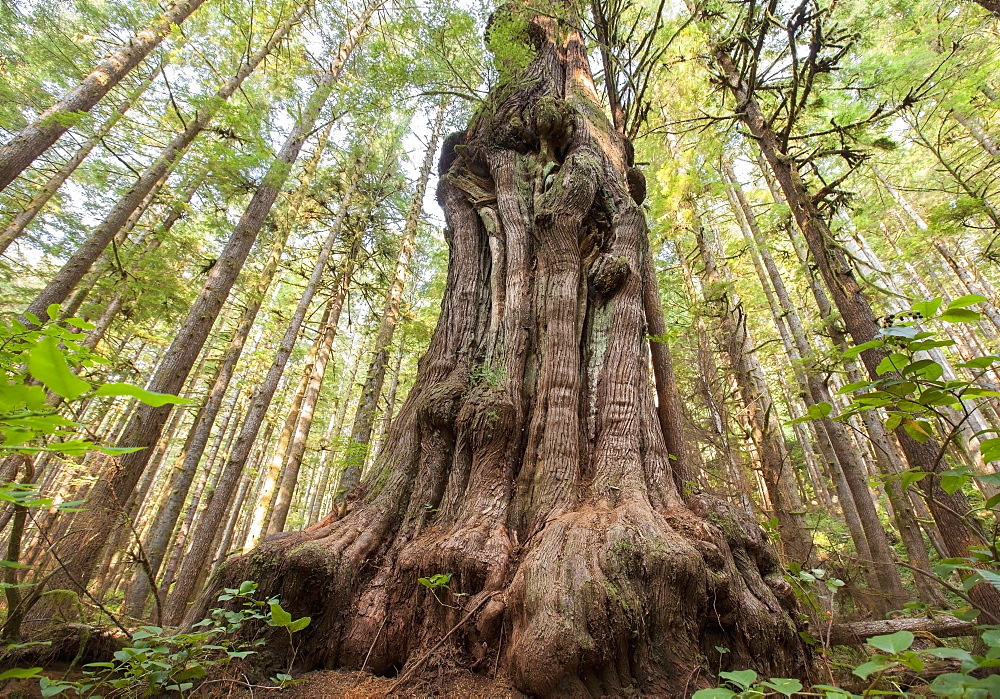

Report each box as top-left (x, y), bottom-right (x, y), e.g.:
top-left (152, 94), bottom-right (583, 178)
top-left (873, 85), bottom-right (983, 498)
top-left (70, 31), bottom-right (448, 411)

top-left (202, 8), bottom-right (808, 695)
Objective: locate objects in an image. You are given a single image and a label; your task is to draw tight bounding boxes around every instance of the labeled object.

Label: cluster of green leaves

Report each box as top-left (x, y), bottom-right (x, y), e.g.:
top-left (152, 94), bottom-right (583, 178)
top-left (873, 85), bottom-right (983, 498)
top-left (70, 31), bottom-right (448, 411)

top-left (697, 627), bottom-right (1000, 698)
top-left (417, 572), bottom-right (452, 592)
top-left (35, 581), bottom-right (310, 697)
top-left (1, 307), bottom-right (189, 457)
top-left (790, 295), bottom-right (1000, 496)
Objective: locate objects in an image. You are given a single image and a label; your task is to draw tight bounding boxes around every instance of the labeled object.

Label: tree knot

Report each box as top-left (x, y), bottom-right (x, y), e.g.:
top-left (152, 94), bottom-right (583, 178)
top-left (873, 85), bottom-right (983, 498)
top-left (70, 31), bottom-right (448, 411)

top-left (532, 95), bottom-right (575, 164)
top-left (589, 253), bottom-right (630, 297)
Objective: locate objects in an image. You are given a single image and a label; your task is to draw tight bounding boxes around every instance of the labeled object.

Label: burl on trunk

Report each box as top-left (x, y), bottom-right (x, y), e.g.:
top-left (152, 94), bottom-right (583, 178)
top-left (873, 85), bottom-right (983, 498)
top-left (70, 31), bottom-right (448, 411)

top-left (200, 6), bottom-right (809, 695)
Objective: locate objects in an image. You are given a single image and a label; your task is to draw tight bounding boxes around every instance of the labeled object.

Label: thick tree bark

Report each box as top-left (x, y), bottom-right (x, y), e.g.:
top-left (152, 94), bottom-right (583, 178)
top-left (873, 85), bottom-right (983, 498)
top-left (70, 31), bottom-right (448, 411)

top-left (38, 22), bottom-right (364, 600)
top-left (714, 47), bottom-right (1000, 623)
top-left (22, 2), bottom-right (310, 321)
top-left (200, 10), bottom-right (808, 695)
top-left (0, 0), bottom-right (207, 192)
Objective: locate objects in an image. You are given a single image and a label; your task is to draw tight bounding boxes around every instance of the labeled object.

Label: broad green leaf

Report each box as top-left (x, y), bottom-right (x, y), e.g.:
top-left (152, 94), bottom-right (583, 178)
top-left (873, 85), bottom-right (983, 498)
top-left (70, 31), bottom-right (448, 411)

top-left (911, 298), bottom-right (942, 318)
top-left (63, 317), bottom-right (96, 330)
top-left (0, 383), bottom-right (46, 410)
top-left (0, 667), bottom-right (42, 679)
top-left (902, 420), bottom-right (931, 443)
top-left (28, 337), bottom-right (90, 399)
top-left (837, 380), bottom-right (871, 394)
top-left (808, 402), bottom-right (832, 419)
top-left (691, 691), bottom-right (736, 699)
top-left (867, 630), bottom-right (914, 653)
top-left (941, 471), bottom-right (970, 495)
top-left (852, 659), bottom-right (889, 679)
top-left (948, 294), bottom-right (987, 309)
top-left (902, 359), bottom-right (943, 380)
top-left (956, 356), bottom-right (1000, 369)
top-left (94, 383), bottom-right (191, 407)
top-left (844, 340), bottom-right (884, 358)
top-left (974, 569), bottom-right (1000, 591)
top-left (763, 678), bottom-right (802, 696)
top-left (719, 669), bottom-right (757, 690)
top-left (909, 338), bottom-right (955, 351)
top-left (876, 353), bottom-right (908, 375)
top-left (880, 325), bottom-right (919, 339)
top-left (922, 647), bottom-right (973, 664)
top-left (941, 308), bottom-right (982, 323)
top-left (930, 672), bottom-right (975, 697)
top-left (269, 602), bottom-right (292, 627)
top-left (287, 616), bottom-right (311, 633)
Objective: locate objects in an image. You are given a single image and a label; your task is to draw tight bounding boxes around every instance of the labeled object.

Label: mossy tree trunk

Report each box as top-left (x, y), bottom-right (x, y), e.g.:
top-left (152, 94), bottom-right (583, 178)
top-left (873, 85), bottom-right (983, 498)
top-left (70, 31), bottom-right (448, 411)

top-left (204, 7), bottom-right (809, 695)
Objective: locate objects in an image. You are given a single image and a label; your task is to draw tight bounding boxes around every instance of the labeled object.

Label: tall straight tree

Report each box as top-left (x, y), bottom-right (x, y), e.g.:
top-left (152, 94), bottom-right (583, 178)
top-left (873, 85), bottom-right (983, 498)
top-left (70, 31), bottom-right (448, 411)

top-left (0, 63), bottom-right (163, 256)
top-left (202, 4), bottom-right (807, 693)
top-left (0, 0), bottom-right (209, 192)
top-left (162, 145), bottom-right (380, 624)
top-left (692, 222), bottom-right (814, 566)
top-left (22, 0), bottom-right (311, 322)
top-left (39, 12), bottom-right (374, 597)
top-left (338, 99), bottom-right (446, 496)
top-left (706, 6), bottom-right (1000, 621)
top-left (120, 124), bottom-right (334, 616)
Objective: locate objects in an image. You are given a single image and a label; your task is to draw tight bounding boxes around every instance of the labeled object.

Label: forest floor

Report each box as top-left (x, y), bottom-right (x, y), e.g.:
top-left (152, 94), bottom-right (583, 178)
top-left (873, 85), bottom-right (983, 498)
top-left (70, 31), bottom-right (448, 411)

top-left (274, 668), bottom-right (526, 698)
top-left (0, 667), bottom-right (526, 698)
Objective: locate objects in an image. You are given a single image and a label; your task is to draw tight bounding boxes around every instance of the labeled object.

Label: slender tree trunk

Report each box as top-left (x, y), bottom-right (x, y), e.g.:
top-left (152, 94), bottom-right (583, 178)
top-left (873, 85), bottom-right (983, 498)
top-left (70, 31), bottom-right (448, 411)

top-left (0, 64), bottom-right (162, 255)
top-left (694, 223), bottom-right (814, 565)
top-left (0, 0), bottom-right (209, 192)
top-left (22, 2), bottom-right (310, 321)
top-left (338, 104), bottom-right (445, 496)
top-left (715, 47), bottom-right (1000, 621)
top-left (268, 298), bottom-right (340, 534)
top-left (370, 342), bottom-right (405, 467)
top-left (243, 339), bottom-right (316, 550)
top-left (39, 21), bottom-right (363, 601)
top-left (121, 124), bottom-right (333, 614)
top-left (678, 245), bottom-right (757, 510)
top-left (162, 126), bottom-right (373, 622)
top-left (951, 110), bottom-right (1000, 157)
top-left (307, 330), bottom-right (366, 524)
top-left (720, 160), bottom-right (909, 611)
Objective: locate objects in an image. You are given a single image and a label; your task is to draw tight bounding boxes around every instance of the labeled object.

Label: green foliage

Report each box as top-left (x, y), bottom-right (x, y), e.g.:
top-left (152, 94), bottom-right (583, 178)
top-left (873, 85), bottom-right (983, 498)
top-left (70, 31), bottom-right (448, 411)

top-left (417, 572), bottom-right (452, 592)
top-left (0, 312), bottom-right (190, 457)
top-left (695, 626), bottom-right (1000, 696)
top-left (35, 581), bottom-right (309, 696)
top-left (485, 5), bottom-right (536, 80)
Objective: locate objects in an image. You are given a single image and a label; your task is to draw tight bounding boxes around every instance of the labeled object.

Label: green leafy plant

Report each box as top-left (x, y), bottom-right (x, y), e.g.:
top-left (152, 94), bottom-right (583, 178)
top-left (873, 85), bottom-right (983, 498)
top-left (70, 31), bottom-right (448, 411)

top-left (694, 627), bottom-right (1000, 697)
top-left (0, 307), bottom-right (189, 457)
top-left (34, 581), bottom-right (310, 697)
top-left (417, 572), bottom-right (452, 592)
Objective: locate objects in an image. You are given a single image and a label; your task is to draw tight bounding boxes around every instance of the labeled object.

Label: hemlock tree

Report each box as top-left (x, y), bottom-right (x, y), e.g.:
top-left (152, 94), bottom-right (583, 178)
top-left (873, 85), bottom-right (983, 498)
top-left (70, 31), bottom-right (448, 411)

top-left (200, 5), bottom-right (808, 695)
top-left (0, 0), bottom-right (209, 192)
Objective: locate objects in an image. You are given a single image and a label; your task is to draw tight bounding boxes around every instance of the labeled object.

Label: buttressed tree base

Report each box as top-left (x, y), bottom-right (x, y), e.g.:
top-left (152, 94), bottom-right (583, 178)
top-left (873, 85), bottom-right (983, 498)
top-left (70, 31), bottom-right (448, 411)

top-left (202, 5), bottom-right (809, 695)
